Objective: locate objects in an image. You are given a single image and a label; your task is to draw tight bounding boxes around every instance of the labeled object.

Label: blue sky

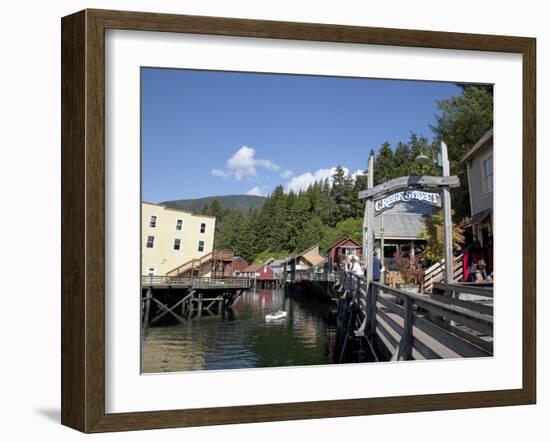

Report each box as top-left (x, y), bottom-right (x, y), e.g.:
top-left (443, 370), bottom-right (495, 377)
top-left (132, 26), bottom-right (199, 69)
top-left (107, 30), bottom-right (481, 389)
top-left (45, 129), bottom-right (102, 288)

top-left (141, 68), bottom-right (460, 202)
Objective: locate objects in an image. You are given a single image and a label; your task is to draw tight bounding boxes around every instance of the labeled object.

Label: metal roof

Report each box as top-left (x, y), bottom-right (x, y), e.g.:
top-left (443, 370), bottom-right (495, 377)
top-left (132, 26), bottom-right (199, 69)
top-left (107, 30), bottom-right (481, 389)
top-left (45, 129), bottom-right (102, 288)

top-left (463, 208), bottom-right (492, 228)
top-left (461, 128), bottom-right (493, 163)
top-left (374, 200), bottom-right (437, 239)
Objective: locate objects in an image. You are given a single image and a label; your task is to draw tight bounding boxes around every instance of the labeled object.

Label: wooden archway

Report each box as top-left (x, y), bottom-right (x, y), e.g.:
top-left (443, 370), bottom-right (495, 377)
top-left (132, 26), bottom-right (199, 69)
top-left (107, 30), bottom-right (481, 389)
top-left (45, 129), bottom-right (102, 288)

top-left (360, 141), bottom-right (460, 286)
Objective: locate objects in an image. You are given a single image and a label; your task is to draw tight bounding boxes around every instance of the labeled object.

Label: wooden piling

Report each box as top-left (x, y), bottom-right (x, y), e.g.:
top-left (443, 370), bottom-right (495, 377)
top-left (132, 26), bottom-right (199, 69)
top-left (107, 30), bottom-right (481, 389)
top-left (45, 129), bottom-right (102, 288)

top-left (197, 292), bottom-right (203, 318)
top-left (143, 287), bottom-right (152, 328)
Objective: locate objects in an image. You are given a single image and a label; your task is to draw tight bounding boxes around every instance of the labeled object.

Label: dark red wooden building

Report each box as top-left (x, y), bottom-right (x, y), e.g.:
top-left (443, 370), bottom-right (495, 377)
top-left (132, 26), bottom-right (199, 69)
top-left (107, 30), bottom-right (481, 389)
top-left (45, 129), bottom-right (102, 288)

top-left (231, 256), bottom-right (249, 276)
top-left (326, 237), bottom-right (362, 270)
top-left (241, 263), bottom-right (275, 280)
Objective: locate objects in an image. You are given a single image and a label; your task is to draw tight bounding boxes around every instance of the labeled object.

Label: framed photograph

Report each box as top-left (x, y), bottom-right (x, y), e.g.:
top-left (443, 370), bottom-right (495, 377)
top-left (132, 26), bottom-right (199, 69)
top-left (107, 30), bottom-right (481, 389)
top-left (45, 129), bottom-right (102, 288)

top-left (61, 9), bottom-right (536, 433)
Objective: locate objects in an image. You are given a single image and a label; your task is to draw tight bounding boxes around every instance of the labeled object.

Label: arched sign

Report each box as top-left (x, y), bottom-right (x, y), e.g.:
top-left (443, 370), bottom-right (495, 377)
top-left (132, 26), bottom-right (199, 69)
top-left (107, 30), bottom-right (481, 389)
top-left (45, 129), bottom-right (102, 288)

top-left (360, 141), bottom-right (459, 286)
top-left (374, 189), bottom-right (441, 214)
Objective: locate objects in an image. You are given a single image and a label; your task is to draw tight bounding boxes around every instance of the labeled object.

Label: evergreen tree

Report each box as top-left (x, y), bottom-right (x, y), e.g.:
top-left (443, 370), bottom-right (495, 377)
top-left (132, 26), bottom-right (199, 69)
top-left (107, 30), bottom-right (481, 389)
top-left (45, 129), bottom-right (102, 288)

top-left (234, 214), bottom-right (258, 262)
top-left (351, 170), bottom-right (367, 218)
top-left (373, 141), bottom-right (395, 185)
top-left (393, 141), bottom-right (410, 176)
top-left (330, 166), bottom-right (354, 225)
top-left (431, 86), bottom-right (493, 219)
top-left (204, 199), bottom-right (225, 219)
top-left (285, 191), bottom-right (312, 252)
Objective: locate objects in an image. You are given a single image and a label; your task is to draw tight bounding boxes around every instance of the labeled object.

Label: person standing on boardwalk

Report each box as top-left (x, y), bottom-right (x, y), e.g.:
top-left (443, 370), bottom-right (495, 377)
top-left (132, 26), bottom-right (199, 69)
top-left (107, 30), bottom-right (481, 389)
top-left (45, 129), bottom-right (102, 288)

top-left (372, 251), bottom-right (383, 282)
top-left (343, 254), bottom-right (353, 272)
top-left (350, 255), bottom-right (363, 277)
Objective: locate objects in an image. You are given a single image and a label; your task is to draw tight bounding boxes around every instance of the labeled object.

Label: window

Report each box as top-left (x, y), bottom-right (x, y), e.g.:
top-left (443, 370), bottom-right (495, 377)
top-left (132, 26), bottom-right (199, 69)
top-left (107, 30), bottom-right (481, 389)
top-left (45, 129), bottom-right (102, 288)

top-left (146, 235), bottom-right (155, 248)
top-left (173, 238), bottom-right (181, 251)
top-left (481, 154), bottom-right (493, 194)
top-left (149, 215), bottom-right (157, 228)
top-left (200, 223), bottom-right (206, 233)
top-left (176, 219), bottom-right (183, 231)
top-left (147, 267), bottom-right (155, 276)
top-left (198, 240), bottom-right (205, 252)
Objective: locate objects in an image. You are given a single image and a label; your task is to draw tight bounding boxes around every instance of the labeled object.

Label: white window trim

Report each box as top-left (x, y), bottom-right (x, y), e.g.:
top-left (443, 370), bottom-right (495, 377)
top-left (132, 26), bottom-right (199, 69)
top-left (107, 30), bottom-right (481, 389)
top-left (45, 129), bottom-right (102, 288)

top-left (147, 267), bottom-right (155, 276)
top-left (479, 151), bottom-right (493, 195)
top-left (176, 219), bottom-right (183, 231)
top-left (200, 223), bottom-right (206, 234)
top-left (198, 240), bottom-right (205, 252)
top-left (146, 235), bottom-right (155, 248)
top-left (173, 238), bottom-right (181, 251)
top-left (149, 215), bottom-right (157, 228)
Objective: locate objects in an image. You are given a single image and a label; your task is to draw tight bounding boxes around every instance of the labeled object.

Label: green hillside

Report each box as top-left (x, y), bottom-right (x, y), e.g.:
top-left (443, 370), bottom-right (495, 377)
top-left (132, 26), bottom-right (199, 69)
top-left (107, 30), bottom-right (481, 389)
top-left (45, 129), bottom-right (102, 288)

top-left (161, 194), bottom-right (266, 215)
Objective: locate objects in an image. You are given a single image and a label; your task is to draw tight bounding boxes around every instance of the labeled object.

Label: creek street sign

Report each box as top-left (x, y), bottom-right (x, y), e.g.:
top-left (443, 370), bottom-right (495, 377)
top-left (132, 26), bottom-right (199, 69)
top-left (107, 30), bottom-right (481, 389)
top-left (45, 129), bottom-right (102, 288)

top-left (374, 189), bottom-right (441, 213)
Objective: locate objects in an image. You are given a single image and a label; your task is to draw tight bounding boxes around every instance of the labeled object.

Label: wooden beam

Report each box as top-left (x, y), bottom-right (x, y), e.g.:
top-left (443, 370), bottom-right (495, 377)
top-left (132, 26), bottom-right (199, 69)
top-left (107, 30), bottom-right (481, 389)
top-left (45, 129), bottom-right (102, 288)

top-left (441, 141), bottom-right (454, 284)
top-left (358, 175), bottom-right (460, 200)
top-left (150, 297), bottom-right (187, 324)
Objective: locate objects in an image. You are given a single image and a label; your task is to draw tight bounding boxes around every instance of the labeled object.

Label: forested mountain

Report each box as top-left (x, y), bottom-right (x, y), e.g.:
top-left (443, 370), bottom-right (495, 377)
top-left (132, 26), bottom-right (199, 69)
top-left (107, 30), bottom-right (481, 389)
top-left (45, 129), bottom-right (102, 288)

top-left (161, 195), bottom-right (266, 214)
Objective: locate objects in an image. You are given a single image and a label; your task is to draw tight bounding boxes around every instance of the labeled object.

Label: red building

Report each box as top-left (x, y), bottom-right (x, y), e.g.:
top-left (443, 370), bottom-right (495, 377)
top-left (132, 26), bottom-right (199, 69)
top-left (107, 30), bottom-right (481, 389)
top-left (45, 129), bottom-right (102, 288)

top-left (231, 256), bottom-right (249, 276)
top-left (241, 263), bottom-right (275, 280)
top-left (326, 237), bottom-right (362, 270)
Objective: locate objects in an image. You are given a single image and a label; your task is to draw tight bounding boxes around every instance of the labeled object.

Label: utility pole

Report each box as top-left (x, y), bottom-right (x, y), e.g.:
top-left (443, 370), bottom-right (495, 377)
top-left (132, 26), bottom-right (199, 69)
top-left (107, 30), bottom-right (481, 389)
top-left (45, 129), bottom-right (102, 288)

top-left (441, 140), bottom-right (454, 283)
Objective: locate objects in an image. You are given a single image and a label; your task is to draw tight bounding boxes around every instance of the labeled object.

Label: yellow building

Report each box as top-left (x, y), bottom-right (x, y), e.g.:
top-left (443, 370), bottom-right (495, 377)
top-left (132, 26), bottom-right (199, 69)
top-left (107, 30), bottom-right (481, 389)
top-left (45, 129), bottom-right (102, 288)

top-left (141, 202), bottom-right (216, 276)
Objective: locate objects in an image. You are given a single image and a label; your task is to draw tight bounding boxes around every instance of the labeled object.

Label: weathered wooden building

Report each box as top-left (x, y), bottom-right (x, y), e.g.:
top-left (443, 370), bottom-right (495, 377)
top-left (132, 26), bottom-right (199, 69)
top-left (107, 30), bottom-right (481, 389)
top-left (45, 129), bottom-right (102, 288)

top-left (326, 237), bottom-right (362, 270)
top-left (373, 200), bottom-right (438, 270)
top-left (231, 256), bottom-right (249, 277)
top-left (241, 263), bottom-right (275, 280)
top-left (461, 128), bottom-right (494, 279)
top-left (285, 244), bottom-right (326, 281)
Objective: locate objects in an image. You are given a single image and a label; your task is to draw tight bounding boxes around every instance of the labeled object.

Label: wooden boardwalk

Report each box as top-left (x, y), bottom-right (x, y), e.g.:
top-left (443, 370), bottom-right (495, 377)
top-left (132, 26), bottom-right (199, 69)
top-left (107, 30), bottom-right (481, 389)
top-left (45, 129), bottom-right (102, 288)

top-left (335, 272), bottom-right (493, 363)
top-left (141, 276), bottom-right (252, 327)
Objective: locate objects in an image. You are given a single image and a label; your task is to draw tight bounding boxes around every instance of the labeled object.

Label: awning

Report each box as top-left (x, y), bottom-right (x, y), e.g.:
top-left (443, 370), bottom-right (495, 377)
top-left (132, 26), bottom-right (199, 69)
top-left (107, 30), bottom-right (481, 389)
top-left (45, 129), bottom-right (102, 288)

top-left (464, 208), bottom-right (492, 228)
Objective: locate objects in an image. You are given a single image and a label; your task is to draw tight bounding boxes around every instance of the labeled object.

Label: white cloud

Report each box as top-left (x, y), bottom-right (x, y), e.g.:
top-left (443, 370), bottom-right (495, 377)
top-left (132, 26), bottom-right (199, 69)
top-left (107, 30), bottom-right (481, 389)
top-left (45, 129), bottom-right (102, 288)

top-left (227, 146), bottom-right (257, 180)
top-left (286, 166), bottom-right (366, 193)
top-left (352, 169), bottom-right (366, 180)
top-left (211, 168), bottom-right (230, 178)
top-left (213, 145), bottom-right (281, 181)
top-left (255, 158), bottom-right (280, 172)
top-left (246, 186), bottom-right (267, 196)
top-left (286, 167), bottom-right (340, 193)
top-left (281, 169), bottom-right (293, 179)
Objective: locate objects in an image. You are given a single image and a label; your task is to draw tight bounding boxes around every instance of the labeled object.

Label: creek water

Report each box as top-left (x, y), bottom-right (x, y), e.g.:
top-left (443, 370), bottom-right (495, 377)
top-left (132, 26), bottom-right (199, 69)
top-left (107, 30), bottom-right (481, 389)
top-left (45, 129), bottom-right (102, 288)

top-left (141, 288), bottom-right (337, 373)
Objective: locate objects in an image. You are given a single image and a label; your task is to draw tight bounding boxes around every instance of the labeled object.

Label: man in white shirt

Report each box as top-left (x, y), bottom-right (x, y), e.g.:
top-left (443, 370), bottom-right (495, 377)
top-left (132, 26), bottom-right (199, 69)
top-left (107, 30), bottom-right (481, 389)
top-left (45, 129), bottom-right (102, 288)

top-left (350, 255), bottom-right (363, 277)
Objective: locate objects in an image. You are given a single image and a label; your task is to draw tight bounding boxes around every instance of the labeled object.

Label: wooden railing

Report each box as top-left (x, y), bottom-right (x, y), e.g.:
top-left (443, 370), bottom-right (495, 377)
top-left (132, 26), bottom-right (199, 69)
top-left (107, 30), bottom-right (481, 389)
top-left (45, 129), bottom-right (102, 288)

top-left (295, 270), bottom-right (337, 282)
top-left (335, 271), bottom-right (493, 363)
top-left (165, 251), bottom-right (215, 278)
top-left (423, 253), bottom-right (464, 293)
top-left (141, 275), bottom-right (252, 289)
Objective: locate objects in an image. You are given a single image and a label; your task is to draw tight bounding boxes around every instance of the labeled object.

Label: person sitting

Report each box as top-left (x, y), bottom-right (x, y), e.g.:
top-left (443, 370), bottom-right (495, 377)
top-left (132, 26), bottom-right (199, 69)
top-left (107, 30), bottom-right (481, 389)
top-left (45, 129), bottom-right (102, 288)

top-left (477, 259), bottom-right (488, 282)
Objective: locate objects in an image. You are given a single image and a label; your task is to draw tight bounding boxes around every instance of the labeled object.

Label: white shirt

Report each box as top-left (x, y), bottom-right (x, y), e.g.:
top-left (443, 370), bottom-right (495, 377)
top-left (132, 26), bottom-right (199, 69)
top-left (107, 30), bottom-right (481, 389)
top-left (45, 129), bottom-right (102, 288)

top-left (351, 261), bottom-right (363, 276)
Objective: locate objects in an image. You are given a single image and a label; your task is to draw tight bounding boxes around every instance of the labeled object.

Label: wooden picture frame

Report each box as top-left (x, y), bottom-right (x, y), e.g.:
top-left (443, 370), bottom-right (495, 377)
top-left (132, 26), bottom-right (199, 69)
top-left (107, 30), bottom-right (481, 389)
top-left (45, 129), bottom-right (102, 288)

top-left (61, 9), bottom-right (536, 433)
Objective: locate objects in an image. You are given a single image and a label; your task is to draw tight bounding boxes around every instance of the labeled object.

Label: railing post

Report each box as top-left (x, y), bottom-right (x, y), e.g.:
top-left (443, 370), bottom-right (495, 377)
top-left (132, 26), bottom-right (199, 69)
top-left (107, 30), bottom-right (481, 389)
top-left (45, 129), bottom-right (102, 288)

top-left (402, 296), bottom-right (413, 360)
top-left (355, 275), bottom-right (361, 306)
top-left (369, 283), bottom-right (378, 336)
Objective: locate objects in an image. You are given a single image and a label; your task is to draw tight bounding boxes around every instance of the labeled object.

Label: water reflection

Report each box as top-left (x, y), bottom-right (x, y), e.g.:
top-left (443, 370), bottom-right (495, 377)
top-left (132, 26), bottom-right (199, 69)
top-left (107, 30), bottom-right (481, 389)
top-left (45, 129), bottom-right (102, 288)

top-left (141, 288), bottom-right (336, 373)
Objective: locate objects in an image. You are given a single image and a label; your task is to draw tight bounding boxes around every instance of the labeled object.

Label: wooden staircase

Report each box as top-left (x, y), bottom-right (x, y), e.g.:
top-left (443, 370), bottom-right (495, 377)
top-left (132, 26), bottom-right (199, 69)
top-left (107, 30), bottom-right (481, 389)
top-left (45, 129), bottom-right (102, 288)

top-left (166, 252), bottom-right (214, 278)
top-left (165, 250), bottom-right (234, 278)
